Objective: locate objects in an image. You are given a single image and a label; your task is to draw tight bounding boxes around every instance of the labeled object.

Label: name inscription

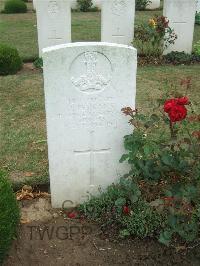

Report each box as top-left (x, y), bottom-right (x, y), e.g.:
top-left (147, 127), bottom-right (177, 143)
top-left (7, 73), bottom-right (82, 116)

top-left (64, 97), bottom-right (117, 128)
top-left (112, 0), bottom-right (126, 16)
top-left (48, 1), bottom-right (59, 18)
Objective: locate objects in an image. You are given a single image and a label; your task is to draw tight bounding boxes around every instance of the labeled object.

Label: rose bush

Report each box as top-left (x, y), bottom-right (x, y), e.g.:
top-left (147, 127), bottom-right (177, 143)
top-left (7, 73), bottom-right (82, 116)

top-left (134, 16), bottom-right (177, 57)
top-left (120, 78), bottom-right (200, 246)
top-left (79, 78), bottom-right (200, 247)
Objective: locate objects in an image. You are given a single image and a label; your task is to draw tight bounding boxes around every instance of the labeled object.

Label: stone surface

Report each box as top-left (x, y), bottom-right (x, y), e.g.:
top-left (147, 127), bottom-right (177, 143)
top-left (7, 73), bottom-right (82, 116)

top-left (146, 0), bottom-right (160, 10)
top-left (35, 0), bottom-right (71, 56)
top-left (197, 0), bottom-right (200, 12)
top-left (43, 42), bottom-right (137, 208)
top-left (101, 0), bottom-right (135, 45)
top-left (163, 0), bottom-right (196, 54)
top-left (32, 0), bottom-right (36, 10)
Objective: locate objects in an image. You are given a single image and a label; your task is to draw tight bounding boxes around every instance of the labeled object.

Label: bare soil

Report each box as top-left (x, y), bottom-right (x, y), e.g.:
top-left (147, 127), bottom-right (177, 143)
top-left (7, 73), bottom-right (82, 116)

top-left (3, 198), bottom-right (200, 266)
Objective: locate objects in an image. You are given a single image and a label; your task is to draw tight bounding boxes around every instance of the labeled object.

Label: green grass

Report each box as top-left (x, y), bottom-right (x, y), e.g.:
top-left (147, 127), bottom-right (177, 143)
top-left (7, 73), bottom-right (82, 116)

top-left (0, 65), bottom-right (200, 185)
top-left (0, 70), bottom-right (48, 185)
top-left (0, 3), bottom-right (199, 60)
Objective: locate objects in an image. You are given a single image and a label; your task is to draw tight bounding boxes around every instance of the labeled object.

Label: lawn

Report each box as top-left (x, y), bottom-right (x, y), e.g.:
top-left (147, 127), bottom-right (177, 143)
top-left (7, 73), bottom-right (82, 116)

top-left (0, 2), bottom-right (199, 60)
top-left (0, 64), bottom-right (200, 187)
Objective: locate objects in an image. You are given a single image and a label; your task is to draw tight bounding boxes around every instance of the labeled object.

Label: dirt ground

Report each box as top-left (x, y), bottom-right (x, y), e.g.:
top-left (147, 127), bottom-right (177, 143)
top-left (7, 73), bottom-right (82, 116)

top-left (3, 198), bottom-right (200, 266)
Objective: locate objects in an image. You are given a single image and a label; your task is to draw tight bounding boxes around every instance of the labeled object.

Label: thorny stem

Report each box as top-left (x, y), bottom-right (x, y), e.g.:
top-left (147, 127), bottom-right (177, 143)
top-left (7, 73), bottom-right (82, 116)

top-left (169, 120), bottom-right (175, 138)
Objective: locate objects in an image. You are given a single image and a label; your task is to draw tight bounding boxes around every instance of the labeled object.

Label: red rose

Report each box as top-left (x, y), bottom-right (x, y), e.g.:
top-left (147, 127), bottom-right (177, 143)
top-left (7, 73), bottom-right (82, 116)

top-left (123, 205), bottom-right (130, 215)
top-left (164, 97), bottom-right (189, 123)
top-left (164, 99), bottom-right (177, 113)
top-left (168, 105), bottom-right (187, 122)
top-left (67, 211), bottom-right (77, 219)
top-left (177, 96), bottom-right (189, 105)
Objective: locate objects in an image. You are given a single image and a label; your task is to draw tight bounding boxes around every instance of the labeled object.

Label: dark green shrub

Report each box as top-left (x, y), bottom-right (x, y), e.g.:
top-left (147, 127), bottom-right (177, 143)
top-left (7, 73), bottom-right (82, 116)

top-left (77, 0), bottom-right (93, 12)
top-left (195, 12), bottom-right (200, 25)
top-left (136, 0), bottom-right (151, 11)
top-left (164, 51), bottom-right (193, 65)
top-left (0, 171), bottom-right (20, 264)
top-left (0, 44), bottom-right (22, 75)
top-left (192, 54), bottom-right (200, 62)
top-left (33, 57), bottom-right (43, 69)
top-left (88, 6), bottom-right (99, 12)
top-left (79, 178), bottom-right (163, 238)
top-left (194, 41), bottom-right (200, 56)
top-left (3, 0), bottom-right (27, 14)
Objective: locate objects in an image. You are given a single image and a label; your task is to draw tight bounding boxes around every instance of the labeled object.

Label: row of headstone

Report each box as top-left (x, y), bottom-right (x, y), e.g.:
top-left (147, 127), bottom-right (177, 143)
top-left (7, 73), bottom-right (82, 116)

top-left (35, 0), bottom-right (135, 56)
top-left (70, 0), bottom-right (160, 10)
top-left (35, 0), bottom-right (196, 56)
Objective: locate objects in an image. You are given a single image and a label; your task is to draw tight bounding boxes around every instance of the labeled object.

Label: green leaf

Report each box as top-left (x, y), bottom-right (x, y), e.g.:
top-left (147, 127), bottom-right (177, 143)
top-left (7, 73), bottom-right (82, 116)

top-left (119, 154), bottom-right (129, 163)
top-left (168, 215), bottom-right (177, 229)
top-left (143, 145), bottom-right (153, 156)
top-left (159, 230), bottom-right (173, 246)
top-left (144, 120), bottom-right (154, 128)
top-left (120, 229), bottom-right (130, 238)
top-left (161, 153), bottom-right (174, 166)
top-left (129, 194), bottom-right (139, 203)
top-left (150, 114), bottom-right (160, 122)
top-left (149, 199), bottom-right (164, 207)
top-left (115, 197), bottom-right (126, 207)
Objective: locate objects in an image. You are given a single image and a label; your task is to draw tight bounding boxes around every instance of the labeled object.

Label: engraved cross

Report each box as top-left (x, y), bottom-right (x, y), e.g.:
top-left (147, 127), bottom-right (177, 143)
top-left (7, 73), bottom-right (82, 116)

top-left (48, 29), bottom-right (62, 40)
top-left (112, 27), bottom-right (124, 38)
top-left (74, 131), bottom-right (110, 186)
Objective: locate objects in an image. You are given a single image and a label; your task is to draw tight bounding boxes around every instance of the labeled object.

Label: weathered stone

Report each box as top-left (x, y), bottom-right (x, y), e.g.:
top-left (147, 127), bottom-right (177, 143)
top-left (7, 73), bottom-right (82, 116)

top-left (42, 42), bottom-right (137, 207)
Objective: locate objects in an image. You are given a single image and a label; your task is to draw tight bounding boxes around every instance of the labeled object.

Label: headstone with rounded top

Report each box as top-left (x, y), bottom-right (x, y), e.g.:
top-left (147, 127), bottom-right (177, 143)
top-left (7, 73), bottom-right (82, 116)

top-left (42, 42), bottom-right (137, 207)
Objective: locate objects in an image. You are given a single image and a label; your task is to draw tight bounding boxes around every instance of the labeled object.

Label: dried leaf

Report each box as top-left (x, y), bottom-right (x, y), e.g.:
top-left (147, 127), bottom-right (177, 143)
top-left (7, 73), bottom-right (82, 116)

top-left (20, 218), bottom-right (30, 224)
top-left (24, 172), bottom-right (35, 177)
top-left (176, 245), bottom-right (187, 252)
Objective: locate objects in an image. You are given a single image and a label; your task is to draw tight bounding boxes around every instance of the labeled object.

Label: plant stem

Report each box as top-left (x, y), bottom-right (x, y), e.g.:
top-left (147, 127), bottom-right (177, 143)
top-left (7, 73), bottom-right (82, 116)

top-left (169, 120), bottom-right (175, 138)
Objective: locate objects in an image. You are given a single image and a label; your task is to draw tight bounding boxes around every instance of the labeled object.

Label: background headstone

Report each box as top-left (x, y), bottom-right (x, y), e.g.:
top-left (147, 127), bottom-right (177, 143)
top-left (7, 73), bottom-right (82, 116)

top-left (35, 0), bottom-right (71, 56)
top-left (146, 0), bottom-right (160, 10)
top-left (32, 0), bottom-right (36, 10)
top-left (43, 42), bottom-right (137, 207)
top-left (197, 0), bottom-right (200, 13)
top-left (163, 0), bottom-right (196, 54)
top-left (101, 0), bottom-right (135, 45)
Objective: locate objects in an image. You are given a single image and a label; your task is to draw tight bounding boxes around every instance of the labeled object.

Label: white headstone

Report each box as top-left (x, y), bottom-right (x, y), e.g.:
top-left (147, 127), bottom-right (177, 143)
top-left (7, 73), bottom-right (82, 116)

top-left (163, 0), bottom-right (196, 54)
top-left (101, 0), bottom-right (135, 45)
top-left (197, 0), bottom-right (200, 13)
top-left (146, 0), bottom-right (160, 10)
top-left (32, 0), bottom-right (36, 10)
top-left (93, 0), bottom-right (102, 8)
top-left (43, 42), bottom-right (137, 208)
top-left (35, 0), bottom-right (71, 56)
